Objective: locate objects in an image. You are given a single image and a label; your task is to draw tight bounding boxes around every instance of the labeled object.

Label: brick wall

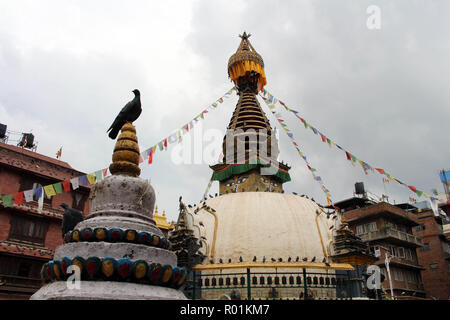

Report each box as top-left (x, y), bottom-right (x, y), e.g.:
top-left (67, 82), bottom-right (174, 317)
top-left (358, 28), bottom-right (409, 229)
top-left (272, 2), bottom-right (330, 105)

top-left (412, 210), bottom-right (450, 299)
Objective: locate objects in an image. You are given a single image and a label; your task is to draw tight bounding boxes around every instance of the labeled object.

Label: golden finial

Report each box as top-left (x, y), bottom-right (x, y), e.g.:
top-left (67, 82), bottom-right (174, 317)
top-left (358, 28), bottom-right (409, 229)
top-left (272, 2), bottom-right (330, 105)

top-left (109, 123), bottom-right (141, 177)
top-left (154, 205), bottom-right (159, 216)
top-left (163, 210), bottom-right (166, 217)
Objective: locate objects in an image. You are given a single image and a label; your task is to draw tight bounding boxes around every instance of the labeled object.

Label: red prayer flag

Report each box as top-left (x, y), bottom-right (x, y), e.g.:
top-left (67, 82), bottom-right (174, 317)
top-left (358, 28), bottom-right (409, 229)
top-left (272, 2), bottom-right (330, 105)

top-left (102, 168), bottom-right (108, 177)
top-left (375, 168), bottom-right (385, 174)
top-left (163, 139), bottom-right (168, 149)
top-left (62, 180), bottom-right (71, 192)
top-left (13, 192), bottom-right (24, 205)
top-left (320, 133), bottom-right (326, 142)
top-left (408, 185), bottom-right (417, 193)
top-left (184, 124), bottom-right (189, 132)
top-left (148, 148), bottom-right (153, 164)
top-left (279, 101), bottom-right (285, 106)
top-left (345, 151), bottom-right (351, 161)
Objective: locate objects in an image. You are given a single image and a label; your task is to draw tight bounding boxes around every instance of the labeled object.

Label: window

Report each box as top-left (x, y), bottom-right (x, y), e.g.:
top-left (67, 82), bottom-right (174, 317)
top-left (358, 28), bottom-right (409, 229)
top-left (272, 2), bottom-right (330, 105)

top-left (394, 269), bottom-right (403, 281)
top-left (416, 224), bottom-right (426, 231)
top-left (397, 247), bottom-right (405, 259)
top-left (8, 214), bottom-right (49, 246)
top-left (430, 264), bottom-right (438, 269)
top-left (406, 249), bottom-right (413, 261)
top-left (407, 271), bottom-right (417, 283)
top-left (356, 222), bottom-right (377, 235)
top-left (420, 243), bottom-right (430, 252)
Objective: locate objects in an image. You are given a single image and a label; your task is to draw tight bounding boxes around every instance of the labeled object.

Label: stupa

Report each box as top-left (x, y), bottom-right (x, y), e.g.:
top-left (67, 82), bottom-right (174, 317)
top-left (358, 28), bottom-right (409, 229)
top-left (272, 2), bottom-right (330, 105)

top-left (31, 123), bottom-right (187, 300)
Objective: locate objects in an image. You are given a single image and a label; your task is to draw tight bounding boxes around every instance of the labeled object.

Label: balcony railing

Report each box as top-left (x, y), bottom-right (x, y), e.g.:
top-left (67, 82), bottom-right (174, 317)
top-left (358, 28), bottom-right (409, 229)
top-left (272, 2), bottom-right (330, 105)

top-left (0, 274), bottom-right (42, 292)
top-left (359, 228), bottom-right (423, 247)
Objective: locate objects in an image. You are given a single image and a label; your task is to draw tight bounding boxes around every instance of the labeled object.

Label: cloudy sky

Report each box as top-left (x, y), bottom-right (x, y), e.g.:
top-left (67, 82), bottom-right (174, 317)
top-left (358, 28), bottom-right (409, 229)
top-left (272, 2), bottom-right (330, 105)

top-left (1, 0), bottom-right (449, 222)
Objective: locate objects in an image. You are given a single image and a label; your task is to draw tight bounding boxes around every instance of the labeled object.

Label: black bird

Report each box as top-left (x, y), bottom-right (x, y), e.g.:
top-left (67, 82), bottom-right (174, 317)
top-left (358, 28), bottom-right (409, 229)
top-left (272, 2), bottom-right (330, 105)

top-left (325, 261), bottom-right (331, 267)
top-left (215, 193), bottom-right (218, 197)
top-left (219, 258), bottom-right (223, 264)
top-left (253, 256), bottom-right (257, 262)
top-left (188, 204), bottom-right (192, 208)
top-left (295, 256), bottom-right (299, 262)
top-left (329, 225), bottom-right (334, 230)
top-left (271, 258), bottom-right (276, 262)
top-left (332, 215), bottom-right (338, 220)
top-left (322, 258), bottom-right (327, 263)
top-left (311, 256), bottom-right (316, 262)
top-left (209, 194), bottom-right (213, 198)
top-left (60, 203), bottom-right (84, 237)
top-left (239, 256), bottom-right (243, 262)
top-left (209, 259), bottom-right (214, 264)
top-left (292, 192), bottom-right (298, 195)
top-left (303, 257), bottom-right (308, 261)
top-left (228, 258), bottom-right (232, 263)
top-left (107, 89), bottom-right (142, 139)
top-left (288, 257), bottom-right (292, 262)
top-left (262, 256), bottom-right (266, 263)
top-left (278, 258), bottom-right (283, 262)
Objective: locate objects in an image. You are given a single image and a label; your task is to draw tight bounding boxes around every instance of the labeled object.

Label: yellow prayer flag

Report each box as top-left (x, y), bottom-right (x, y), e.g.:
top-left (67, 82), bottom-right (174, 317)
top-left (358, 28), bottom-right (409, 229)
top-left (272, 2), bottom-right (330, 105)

top-left (87, 174), bottom-right (96, 185)
top-left (43, 185), bottom-right (57, 198)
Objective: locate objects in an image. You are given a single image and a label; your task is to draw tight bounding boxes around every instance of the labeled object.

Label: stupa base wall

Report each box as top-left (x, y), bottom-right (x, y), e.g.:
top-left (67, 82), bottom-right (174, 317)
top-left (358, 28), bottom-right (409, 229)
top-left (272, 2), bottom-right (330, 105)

top-left (30, 281), bottom-right (187, 300)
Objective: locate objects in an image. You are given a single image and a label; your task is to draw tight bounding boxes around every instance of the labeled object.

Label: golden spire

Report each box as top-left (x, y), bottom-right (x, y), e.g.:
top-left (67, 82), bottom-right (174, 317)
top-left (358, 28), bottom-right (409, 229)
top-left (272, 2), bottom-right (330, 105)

top-left (228, 31), bottom-right (266, 91)
top-left (109, 123), bottom-right (141, 177)
top-left (155, 205), bottom-right (159, 216)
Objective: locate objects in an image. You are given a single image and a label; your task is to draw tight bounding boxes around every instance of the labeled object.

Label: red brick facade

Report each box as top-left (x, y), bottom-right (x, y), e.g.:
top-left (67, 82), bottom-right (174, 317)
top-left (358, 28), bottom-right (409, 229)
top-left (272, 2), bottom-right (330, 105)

top-left (411, 209), bottom-right (450, 299)
top-left (0, 142), bottom-right (90, 299)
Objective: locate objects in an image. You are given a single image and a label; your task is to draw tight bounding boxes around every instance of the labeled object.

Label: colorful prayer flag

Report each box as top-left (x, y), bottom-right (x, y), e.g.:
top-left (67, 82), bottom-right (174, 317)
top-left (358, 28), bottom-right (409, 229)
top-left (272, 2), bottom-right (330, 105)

top-left (62, 180), bottom-right (71, 192)
top-left (24, 189), bottom-right (34, 202)
top-left (70, 177), bottom-right (80, 190)
top-left (43, 185), bottom-right (57, 198)
top-left (79, 175), bottom-right (88, 187)
top-left (86, 174), bottom-right (96, 185)
top-left (13, 192), bottom-right (24, 205)
top-left (53, 182), bottom-right (63, 194)
top-left (148, 148), bottom-right (153, 164)
top-left (2, 194), bottom-right (13, 207)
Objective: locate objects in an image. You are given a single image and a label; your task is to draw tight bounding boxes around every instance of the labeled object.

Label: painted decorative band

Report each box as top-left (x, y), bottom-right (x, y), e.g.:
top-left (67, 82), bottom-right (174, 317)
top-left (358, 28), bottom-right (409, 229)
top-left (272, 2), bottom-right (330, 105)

top-left (40, 256), bottom-right (187, 289)
top-left (63, 228), bottom-right (171, 250)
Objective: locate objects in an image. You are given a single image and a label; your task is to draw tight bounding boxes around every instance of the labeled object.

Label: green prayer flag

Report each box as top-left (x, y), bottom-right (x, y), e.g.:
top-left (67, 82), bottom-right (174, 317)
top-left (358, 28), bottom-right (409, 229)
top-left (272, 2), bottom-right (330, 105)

top-left (2, 194), bottom-right (13, 207)
top-left (53, 182), bottom-right (63, 194)
top-left (416, 190), bottom-right (423, 198)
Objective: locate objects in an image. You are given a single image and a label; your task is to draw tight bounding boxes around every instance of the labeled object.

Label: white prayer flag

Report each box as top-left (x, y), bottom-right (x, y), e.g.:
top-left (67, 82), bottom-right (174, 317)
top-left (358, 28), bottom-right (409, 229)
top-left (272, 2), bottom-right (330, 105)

top-left (70, 177), bottom-right (79, 190)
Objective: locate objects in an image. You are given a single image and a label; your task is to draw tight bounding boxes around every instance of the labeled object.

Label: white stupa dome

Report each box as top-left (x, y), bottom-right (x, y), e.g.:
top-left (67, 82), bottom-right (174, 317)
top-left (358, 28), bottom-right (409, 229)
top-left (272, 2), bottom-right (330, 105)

top-left (184, 192), bottom-right (336, 264)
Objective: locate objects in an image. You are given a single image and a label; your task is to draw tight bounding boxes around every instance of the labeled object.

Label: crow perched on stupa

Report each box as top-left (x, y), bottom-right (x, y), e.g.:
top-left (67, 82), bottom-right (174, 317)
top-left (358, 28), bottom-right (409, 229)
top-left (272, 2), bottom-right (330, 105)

top-left (60, 203), bottom-right (83, 237)
top-left (107, 89), bottom-right (142, 139)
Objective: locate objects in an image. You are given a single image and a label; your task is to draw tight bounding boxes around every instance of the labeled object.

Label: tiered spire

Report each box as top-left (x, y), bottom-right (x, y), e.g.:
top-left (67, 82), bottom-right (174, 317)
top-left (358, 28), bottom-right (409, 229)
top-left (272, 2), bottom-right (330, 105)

top-left (210, 33), bottom-right (291, 194)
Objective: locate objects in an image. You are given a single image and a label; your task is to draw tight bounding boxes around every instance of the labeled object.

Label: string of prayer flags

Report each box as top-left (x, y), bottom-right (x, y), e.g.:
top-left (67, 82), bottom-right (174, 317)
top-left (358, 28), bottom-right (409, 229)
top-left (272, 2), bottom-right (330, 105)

top-left (260, 94), bottom-right (336, 207)
top-left (261, 88), bottom-right (439, 207)
top-left (139, 87), bottom-right (236, 165)
top-left (24, 190), bottom-right (34, 202)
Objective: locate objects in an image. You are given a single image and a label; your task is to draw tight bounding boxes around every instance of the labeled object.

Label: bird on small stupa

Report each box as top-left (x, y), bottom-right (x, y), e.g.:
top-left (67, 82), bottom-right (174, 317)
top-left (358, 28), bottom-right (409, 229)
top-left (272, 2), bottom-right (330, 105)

top-left (107, 89), bottom-right (142, 139)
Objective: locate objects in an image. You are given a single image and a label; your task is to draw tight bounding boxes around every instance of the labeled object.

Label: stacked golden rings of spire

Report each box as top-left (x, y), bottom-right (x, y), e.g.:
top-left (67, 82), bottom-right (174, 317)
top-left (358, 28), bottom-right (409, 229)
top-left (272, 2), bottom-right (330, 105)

top-left (109, 123), bottom-right (141, 177)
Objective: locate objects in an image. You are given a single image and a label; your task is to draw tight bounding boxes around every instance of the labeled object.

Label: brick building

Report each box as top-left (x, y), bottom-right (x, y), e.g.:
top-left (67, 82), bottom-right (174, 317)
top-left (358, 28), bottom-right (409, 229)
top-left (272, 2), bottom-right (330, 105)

top-left (0, 142), bottom-right (90, 299)
top-left (411, 205), bottom-right (450, 300)
top-left (335, 197), bottom-right (426, 299)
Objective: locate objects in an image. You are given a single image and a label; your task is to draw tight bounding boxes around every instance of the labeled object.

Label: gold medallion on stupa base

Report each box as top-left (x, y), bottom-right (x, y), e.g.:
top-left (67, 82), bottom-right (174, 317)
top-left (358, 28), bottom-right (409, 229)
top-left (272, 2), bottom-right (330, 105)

top-left (109, 123), bottom-right (141, 177)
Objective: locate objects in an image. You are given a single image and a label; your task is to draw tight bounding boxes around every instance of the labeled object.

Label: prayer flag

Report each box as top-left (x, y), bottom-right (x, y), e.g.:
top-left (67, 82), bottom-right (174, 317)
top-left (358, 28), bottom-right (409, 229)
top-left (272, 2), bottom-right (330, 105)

top-left (375, 168), bottom-right (385, 174)
top-left (13, 192), bottom-right (24, 205)
top-left (71, 177), bottom-right (80, 190)
top-left (416, 190), bottom-right (423, 198)
top-left (102, 168), bottom-right (109, 177)
top-left (34, 187), bottom-right (43, 201)
top-left (79, 175), bottom-right (88, 187)
top-left (148, 148), bottom-right (153, 164)
top-left (56, 147), bottom-right (62, 159)
top-left (346, 151), bottom-right (351, 161)
top-left (163, 138), bottom-right (168, 149)
top-left (158, 141), bottom-right (164, 151)
top-left (408, 185), bottom-right (417, 193)
top-left (44, 185), bottom-right (57, 198)
top-left (2, 194), bottom-right (13, 207)
top-left (86, 174), bottom-right (96, 185)
top-left (62, 180), bottom-right (71, 192)
top-left (320, 133), bottom-right (326, 142)
top-left (53, 182), bottom-right (63, 194)
top-left (24, 189), bottom-right (34, 202)
top-left (94, 170), bottom-right (103, 182)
